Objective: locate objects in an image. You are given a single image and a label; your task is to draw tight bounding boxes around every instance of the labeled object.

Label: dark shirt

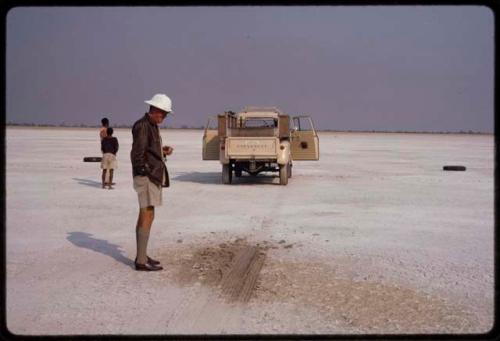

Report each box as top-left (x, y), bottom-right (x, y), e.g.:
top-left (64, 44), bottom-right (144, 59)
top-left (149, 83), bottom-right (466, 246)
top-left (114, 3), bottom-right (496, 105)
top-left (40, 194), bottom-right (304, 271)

top-left (101, 136), bottom-right (119, 155)
top-left (130, 113), bottom-right (169, 187)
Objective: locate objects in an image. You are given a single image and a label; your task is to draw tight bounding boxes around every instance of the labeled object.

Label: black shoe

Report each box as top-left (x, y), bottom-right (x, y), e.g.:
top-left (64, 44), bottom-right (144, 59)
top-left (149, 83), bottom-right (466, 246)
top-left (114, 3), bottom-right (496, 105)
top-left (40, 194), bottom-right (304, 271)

top-left (147, 256), bottom-right (161, 266)
top-left (135, 262), bottom-right (163, 271)
top-left (135, 257), bottom-right (161, 266)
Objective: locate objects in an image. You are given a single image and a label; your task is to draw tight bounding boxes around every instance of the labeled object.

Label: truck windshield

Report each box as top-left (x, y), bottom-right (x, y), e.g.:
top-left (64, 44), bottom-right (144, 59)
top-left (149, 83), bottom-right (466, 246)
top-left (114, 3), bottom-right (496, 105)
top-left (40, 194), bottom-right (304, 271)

top-left (243, 118), bottom-right (277, 128)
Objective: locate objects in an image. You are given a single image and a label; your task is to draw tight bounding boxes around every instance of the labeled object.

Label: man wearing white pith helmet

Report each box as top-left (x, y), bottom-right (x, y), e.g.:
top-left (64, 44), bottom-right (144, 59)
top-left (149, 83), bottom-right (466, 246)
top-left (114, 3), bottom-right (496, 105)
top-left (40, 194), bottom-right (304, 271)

top-left (130, 94), bottom-right (174, 271)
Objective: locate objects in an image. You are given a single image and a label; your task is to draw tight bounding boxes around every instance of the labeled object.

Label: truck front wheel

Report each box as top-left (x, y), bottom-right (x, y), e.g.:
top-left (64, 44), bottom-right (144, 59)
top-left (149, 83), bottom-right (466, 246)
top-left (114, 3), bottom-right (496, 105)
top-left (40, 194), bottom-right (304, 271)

top-left (279, 164), bottom-right (288, 185)
top-left (222, 164), bottom-right (232, 184)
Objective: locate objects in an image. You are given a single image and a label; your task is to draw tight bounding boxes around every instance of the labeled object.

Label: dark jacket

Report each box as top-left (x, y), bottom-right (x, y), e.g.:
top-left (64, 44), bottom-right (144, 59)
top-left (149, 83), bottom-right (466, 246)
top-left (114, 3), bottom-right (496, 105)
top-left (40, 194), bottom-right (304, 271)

top-left (101, 136), bottom-right (119, 155)
top-left (130, 113), bottom-right (170, 187)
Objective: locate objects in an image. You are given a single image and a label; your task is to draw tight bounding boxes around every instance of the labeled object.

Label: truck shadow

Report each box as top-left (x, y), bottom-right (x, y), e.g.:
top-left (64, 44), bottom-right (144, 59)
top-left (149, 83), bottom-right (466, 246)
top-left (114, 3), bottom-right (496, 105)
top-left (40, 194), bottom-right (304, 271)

top-left (172, 172), bottom-right (221, 184)
top-left (173, 171), bottom-right (280, 185)
top-left (67, 231), bottom-right (134, 268)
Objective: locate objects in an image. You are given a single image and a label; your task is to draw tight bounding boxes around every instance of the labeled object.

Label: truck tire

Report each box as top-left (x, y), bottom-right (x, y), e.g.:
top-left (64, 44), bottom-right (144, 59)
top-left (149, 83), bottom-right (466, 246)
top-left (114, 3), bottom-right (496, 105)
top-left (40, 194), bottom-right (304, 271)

top-left (235, 164), bottom-right (242, 177)
top-left (443, 165), bottom-right (466, 171)
top-left (279, 164), bottom-right (288, 185)
top-left (83, 157), bottom-right (102, 162)
top-left (287, 162), bottom-right (292, 178)
top-left (222, 164), bottom-right (232, 184)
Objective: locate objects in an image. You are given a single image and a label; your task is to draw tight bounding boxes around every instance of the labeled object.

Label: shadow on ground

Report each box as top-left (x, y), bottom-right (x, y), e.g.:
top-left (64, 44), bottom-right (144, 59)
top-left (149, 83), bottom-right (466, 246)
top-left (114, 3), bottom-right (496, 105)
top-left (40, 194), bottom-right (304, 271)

top-left (172, 171), bottom-right (279, 185)
top-left (172, 172), bottom-right (221, 184)
top-left (72, 177), bottom-right (102, 188)
top-left (67, 231), bottom-right (134, 268)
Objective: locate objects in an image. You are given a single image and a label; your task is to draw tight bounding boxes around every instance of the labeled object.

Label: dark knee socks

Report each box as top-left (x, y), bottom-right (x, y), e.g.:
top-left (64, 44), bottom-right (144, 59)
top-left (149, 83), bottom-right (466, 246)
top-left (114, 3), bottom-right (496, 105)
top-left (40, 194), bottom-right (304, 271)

top-left (136, 227), bottom-right (150, 264)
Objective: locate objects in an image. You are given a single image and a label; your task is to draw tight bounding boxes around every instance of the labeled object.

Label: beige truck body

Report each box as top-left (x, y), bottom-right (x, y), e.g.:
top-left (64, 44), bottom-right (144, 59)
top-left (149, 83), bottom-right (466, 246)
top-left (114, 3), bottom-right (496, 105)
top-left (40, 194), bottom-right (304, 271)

top-left (226, 137), bottom-right (279, 159)
top-left (202, 107), bottom-right (319, 184)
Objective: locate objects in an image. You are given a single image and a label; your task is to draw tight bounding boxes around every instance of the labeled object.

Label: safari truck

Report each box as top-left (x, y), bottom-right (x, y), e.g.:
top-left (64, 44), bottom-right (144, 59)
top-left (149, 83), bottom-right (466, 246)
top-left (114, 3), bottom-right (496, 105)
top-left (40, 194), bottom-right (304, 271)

top-left (202, 107), bottom-right (319, 185)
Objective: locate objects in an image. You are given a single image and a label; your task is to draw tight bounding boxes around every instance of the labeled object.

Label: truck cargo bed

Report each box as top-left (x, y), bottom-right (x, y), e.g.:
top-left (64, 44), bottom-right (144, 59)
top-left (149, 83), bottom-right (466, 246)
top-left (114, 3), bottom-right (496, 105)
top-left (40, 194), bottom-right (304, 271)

top-left (226, 137), bottom-right (278, 158)
top-left (227, 127), bottom-right (277, 137)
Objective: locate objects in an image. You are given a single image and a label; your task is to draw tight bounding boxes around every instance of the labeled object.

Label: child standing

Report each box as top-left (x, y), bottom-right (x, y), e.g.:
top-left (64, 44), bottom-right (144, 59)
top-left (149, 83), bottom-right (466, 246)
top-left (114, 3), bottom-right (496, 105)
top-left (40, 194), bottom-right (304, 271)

top-left (101, 127), bottom-right (119, 189)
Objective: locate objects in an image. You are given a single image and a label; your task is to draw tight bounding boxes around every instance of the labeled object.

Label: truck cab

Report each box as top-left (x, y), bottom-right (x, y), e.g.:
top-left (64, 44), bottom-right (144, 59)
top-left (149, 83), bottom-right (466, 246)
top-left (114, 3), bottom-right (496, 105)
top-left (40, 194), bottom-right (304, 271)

top-left (202, 107), bottom-right (319, 185)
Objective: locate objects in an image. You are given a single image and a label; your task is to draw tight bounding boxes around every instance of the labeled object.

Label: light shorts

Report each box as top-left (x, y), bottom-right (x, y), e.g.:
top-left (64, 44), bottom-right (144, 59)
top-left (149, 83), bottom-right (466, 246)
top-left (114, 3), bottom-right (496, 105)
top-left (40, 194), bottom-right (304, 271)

top-left (101, 153), bottom-right (117, 170)
top-left (133, 175), bottom-right (162, 208)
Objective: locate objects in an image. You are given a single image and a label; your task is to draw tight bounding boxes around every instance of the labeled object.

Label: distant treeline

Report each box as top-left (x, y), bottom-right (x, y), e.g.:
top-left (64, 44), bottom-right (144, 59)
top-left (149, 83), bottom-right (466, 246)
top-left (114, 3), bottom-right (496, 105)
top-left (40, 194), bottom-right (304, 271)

top-left (6, 122), bottom-right (204, 129)
top-left (318, 129), bottom-right (489, 134)
top-left (5, 122), bottom-right (490, 134)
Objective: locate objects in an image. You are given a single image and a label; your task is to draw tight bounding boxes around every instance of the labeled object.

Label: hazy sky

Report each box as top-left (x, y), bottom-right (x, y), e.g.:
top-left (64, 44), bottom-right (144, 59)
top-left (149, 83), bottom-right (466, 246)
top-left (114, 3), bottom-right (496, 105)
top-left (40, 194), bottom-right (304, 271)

top-left (6, 6), bottom-right (494, 132)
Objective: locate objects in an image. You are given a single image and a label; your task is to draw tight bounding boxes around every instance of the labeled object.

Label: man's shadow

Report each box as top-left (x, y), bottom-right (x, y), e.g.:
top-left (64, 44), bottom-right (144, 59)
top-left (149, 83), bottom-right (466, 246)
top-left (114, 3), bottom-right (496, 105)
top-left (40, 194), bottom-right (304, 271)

top-left (67, 232), bottom-right (134, 268)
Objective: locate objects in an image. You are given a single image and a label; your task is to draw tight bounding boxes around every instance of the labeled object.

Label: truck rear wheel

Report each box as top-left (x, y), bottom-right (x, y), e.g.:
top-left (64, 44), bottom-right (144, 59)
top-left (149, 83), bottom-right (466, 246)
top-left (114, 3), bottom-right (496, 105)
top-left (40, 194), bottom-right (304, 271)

top-left (234, 164), bottom-right (242, 177)
top-left (287, 162), bottom-right (292, 178)
top-left (222, 164), bottom-right (232, 184)
top-left (279, 164), bottom-right (288, 185)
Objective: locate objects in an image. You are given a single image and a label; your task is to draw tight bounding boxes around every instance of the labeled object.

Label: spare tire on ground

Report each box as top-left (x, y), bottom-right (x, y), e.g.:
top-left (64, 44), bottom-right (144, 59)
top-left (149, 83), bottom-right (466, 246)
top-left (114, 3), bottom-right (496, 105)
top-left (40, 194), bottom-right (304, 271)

top-left (83, 157), bottom-right (102, 162)
top-left (443, 165), bottom-right (466, 171)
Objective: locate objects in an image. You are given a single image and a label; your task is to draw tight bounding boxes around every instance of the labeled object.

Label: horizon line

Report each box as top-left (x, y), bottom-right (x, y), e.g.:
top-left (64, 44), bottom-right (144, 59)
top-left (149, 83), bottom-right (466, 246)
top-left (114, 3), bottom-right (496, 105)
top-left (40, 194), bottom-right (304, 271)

top-left (5, 123), bottom-right (492, 135)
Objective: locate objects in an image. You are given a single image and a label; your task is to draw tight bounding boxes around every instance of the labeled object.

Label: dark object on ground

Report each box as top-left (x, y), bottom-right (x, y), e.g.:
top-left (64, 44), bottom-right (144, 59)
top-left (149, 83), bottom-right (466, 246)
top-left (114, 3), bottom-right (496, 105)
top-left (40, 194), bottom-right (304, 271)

top-left (83, 156), bottom-right (102, 162)
top-left (443, 165), bottom-right (466, 171)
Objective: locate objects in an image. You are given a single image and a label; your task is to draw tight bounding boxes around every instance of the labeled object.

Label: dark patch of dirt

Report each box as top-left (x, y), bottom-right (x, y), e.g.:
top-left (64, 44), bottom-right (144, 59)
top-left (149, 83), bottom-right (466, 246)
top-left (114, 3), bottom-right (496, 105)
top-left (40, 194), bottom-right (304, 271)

top-left (157, 235), bottom-right (480, 333)
top-left (254, 260), bottom-right (481, 333)
top-left (159, 237), bottom-right (269, 300)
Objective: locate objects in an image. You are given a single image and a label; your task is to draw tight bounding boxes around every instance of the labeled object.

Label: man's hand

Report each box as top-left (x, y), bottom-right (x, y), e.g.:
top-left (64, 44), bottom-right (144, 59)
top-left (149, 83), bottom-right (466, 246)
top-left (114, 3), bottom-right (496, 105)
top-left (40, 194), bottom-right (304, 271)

top-left (162, 146), bottom-right (174, 156)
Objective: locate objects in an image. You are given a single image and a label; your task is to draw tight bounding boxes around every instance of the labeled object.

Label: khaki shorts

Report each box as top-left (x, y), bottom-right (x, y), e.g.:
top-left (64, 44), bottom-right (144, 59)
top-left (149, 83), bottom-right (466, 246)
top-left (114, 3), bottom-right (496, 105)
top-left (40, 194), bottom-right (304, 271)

top-left (101, 153), bottom-right (117, 170)
top-left (133, 175), bottom-right (162, 208)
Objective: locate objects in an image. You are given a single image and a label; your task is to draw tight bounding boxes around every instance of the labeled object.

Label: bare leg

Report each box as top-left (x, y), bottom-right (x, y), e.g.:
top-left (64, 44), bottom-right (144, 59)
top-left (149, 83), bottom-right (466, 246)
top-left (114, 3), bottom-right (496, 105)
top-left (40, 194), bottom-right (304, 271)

top-left (135, 206), bottom-right (154, 233)
top-left (101, 169), bottom-right (107, 188)
top-left (108, 169), bottom-right (114, 189)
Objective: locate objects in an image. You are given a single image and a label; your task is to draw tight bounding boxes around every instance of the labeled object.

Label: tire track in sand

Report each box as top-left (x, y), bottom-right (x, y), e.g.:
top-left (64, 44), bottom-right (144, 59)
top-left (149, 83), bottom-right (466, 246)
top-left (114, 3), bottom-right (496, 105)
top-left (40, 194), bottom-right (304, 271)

top-left (166, 184), bottom-right (286, 333)
top-left (164, 242), bottom-right (266, 333)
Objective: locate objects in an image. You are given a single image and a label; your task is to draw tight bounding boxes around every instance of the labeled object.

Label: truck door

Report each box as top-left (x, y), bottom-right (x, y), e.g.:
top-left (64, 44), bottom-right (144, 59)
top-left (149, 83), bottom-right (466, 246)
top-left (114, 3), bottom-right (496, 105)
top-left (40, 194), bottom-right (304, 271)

top-left (290, 116), bottom-right (319, 160)
top-left (202, 116), bottom-right (219, 160)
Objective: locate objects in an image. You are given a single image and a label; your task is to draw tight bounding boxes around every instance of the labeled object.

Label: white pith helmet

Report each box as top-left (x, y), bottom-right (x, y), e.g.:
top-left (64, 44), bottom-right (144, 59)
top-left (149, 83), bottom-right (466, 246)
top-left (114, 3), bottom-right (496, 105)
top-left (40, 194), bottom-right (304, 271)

top-left (145, 94), bottom-right (173, 113)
